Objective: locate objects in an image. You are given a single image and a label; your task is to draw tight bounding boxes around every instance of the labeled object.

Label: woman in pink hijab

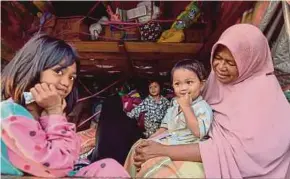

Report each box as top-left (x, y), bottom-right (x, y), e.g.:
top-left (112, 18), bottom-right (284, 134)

top-left (132, 24), bottom-right (290, 178)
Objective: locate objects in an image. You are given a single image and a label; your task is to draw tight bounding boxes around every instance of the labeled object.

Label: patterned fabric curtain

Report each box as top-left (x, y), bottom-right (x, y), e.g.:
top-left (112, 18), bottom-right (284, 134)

top-left (270, 2), bottom-right (290, 88)
top-left (241, 1), bottom-right (290, 87)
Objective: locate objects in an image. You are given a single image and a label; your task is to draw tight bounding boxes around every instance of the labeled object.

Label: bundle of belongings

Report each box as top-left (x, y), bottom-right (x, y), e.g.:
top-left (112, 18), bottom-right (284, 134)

top-left (121, 90), bottom-right (145, 129)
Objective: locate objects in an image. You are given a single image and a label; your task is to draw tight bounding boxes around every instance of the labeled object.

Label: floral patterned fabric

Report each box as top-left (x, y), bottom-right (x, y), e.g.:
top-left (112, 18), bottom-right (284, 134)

top-left (140, 22), bottom-right (162, 42)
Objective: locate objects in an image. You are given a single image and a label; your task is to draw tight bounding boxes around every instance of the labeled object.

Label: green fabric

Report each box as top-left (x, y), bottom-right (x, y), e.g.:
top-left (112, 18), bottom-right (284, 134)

top-left (0, 100), bottom-right (78, 177)
top-left (0, 101), bottom-right (33, 176)
top-left (284, 90), bottom-right (290, 102)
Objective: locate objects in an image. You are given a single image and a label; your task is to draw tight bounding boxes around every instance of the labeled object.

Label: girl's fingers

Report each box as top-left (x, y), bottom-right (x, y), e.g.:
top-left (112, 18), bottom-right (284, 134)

top-left (34, 84), bottom-right (45, 95)
top-left (48, 84), bottom-right (57, 93)
top-left (30, 88), bottom-right (40, 102)
top-left (40, 83), bottom-right (50, 93)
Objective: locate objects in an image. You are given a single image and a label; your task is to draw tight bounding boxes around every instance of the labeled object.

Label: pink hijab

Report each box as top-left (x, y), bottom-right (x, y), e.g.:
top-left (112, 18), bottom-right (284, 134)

top-left (200, 24), bottom-right (290, 178)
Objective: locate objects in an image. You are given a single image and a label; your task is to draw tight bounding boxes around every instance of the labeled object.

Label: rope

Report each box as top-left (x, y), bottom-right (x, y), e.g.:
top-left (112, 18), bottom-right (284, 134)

top-left (77, 78), bottom-right (123, 102)
top-left (77, 111), bottom-right (100, 128)
top-left (78, 79), bottom-right (93, 95)
top-left (86, 1), bottom-right (101, 17)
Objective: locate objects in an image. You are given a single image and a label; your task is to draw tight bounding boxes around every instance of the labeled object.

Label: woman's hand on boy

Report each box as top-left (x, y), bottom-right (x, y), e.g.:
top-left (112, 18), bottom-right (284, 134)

top-left (30, 83), bottom-right (63, 115)
top-left (133, 140), bottom-right (165, 167)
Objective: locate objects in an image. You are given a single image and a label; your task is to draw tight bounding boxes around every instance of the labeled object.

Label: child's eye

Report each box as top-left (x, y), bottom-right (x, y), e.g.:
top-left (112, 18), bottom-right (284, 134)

top-left (56, 70), bottom-right (63, 75)
top-left (174, 82), bottom-right (179, 86)
top-left (69, 76), bottom-right (76, 81)
top-left (187, 81), bottom-right (193, 85)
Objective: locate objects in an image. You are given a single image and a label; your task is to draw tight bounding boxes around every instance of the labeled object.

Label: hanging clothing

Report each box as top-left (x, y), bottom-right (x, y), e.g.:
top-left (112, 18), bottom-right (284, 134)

top-left (239, 1), bottom-right (290, 87)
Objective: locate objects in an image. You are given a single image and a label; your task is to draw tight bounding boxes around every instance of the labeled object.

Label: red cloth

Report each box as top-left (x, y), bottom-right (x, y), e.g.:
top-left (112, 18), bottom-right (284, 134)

top-left (121, 95), bottom-right (145, 129)
top-left (121, 95), bottom-right (142, 113)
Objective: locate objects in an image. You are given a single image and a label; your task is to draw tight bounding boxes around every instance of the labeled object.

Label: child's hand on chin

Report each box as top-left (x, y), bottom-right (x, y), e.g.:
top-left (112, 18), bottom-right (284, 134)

top-left (41, 99), bottom-right (66, 116)
top-left (30, 83), bottom-right (63, 115)
top-left (177, 93), bottom-right (192, 109)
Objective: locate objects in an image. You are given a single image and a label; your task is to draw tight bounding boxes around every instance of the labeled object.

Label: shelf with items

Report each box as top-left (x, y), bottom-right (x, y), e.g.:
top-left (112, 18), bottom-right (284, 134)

top-left (68, 40), bottom-right (203, 78)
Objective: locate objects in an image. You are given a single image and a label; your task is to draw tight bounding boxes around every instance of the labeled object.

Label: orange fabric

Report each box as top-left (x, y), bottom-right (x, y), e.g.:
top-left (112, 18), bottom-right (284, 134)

top-left (77, 127), bottom-right (96, 155)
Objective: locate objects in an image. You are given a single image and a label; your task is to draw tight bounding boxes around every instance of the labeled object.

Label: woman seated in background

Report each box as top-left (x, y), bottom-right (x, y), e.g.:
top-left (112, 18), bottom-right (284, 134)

top-left (0, 34), bottom-right (129, 178)
top-left (125, 24), bottom-right (290, 178)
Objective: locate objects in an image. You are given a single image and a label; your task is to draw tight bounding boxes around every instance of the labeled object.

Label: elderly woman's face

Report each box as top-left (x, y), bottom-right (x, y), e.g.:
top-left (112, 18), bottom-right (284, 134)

top-left (212, 45), bottom-right (239, 84)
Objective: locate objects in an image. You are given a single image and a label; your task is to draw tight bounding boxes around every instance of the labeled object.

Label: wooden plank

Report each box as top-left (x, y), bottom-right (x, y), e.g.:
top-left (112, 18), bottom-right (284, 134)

top-left (125, 42), bottom-right (202, 53)
top-left (80, 59), bottom-right (127, 67)
top-left (67, 41), bottom-right (203, 53)
top-left (78, 52), bottom-right (194, 61)
top-left (68, 41), bottom-right (120, 52)
top-left (81, 66), bottom-right (124, 71)
top-left (79, 52), bottom-right (125, 60)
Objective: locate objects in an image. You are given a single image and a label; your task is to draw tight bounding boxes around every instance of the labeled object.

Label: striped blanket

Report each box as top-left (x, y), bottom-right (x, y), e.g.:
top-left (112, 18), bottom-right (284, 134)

top-left (124, 139), bottom-right (204, 178)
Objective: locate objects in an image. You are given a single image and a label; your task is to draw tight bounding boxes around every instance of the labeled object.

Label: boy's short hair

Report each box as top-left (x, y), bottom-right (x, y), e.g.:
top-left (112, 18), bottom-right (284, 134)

top-left (171, 59), bottom-right (207, 81)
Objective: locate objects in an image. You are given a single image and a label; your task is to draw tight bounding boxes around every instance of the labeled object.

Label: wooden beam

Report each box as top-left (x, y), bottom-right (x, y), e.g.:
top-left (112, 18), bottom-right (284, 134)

top-left (81, 66), bottom-right (125, 72)
top-left (125, 42), bottom-right (202, 53)
top-left (78, 52), bottom-right (195, 61)
top-left (67, 41), bottom-right (203, 53)
top-left (118, 41), bottom-right (134, 77)
top-left (80, 60), bottom-right (127, 68)
top-left (79, 52), bottom-right (125, 60)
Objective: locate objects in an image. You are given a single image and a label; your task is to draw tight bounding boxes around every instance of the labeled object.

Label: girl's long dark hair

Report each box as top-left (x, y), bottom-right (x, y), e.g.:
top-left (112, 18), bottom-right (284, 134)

top-left (1, 33), bottom-right (80, 113)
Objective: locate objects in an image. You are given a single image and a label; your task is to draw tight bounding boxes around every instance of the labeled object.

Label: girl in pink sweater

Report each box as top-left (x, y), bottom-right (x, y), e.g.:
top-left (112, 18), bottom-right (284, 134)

top-left (1, 34), bottom-right (129, 178)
